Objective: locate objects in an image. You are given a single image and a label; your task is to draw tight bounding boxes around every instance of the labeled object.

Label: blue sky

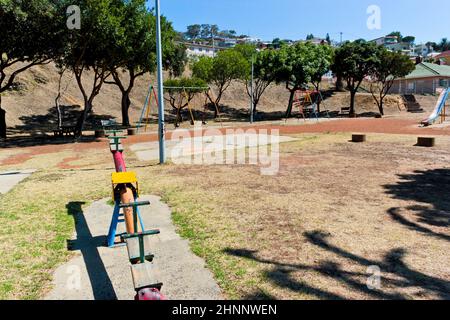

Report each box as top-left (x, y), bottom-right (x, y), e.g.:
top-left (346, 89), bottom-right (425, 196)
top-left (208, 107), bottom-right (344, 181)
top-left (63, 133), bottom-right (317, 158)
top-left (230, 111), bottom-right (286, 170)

top-left (156, 0), bottom-right (449, 44)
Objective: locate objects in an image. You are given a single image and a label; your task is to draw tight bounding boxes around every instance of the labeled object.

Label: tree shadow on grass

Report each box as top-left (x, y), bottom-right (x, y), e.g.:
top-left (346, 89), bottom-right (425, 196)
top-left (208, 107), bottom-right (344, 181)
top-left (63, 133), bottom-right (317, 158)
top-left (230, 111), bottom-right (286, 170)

top-left (66, 201), bottom-right (117, 300)
top-left (2, 105), bottom-right (116, 148)
top-left (383, 169), bottom-right (450, 242)
top-left (225, 230), bottom-right (450, 300)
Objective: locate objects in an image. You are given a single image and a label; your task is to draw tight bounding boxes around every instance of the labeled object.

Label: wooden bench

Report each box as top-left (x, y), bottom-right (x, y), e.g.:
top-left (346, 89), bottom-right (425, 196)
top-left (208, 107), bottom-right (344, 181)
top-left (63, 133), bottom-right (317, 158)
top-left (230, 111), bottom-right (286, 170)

top-left (340, 107), bottom-right (351, 115)
top-left (53, 126), bottom-right (79, 137)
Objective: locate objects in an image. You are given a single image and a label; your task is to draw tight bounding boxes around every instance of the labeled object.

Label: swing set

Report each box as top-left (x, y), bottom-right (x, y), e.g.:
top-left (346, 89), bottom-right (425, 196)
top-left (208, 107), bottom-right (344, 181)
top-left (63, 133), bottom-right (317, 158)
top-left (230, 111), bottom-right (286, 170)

top-left (137, 85), bottom-right (222, 131)
top-left (288, 89), bottom-right (330, 121)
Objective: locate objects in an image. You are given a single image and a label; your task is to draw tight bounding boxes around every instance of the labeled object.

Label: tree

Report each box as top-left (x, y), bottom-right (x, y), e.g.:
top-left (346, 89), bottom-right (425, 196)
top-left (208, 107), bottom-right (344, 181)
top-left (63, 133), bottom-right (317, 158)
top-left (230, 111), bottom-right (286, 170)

top-left (164, 43), bottom-right (187, 78)
top-left (402, 36), bottom-right (415, 44)
top-left (105, 1), bottom-right (181, 126)
top-left (273, 42), bottom-right (316, 117)
top-left (0, 0), bottom-right (61, 138)
top-left (192, 49), bottom-right (249, 116)
top-left (326, 33), bottom-right (331, 45)
top-left (245, 49), bottom-right (283, 113)
top-left (103, 0), bottom-right (155, 127)
top-left (306, 34), bottom-right (315, 40)
top-left (186, 24), bottom-right (201, 40)
top-left (200, 24), bottom-right (211, 39)
top-left (331, 40), bottom-right (379, 116)
top-left (163, 77), bottom-right (207, 126)
top-left (56, 0), bottom-right (124, 136)
top-left (437, 38), bottom-right (450, 51)
top-left (210, 25), bottom-right (219, 38)
top-left (309, 44), bottom-right (334, 112)
top-left (369, 48), bottom-right (415, 116)
top-left (388, 31), bottom-right (403, 42)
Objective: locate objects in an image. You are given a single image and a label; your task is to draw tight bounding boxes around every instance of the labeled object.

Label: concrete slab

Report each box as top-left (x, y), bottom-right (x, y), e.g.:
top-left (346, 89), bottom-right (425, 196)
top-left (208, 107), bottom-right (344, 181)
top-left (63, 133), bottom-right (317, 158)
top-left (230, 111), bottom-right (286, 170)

top-left (44, 195), bottom-right (223, 300)
top-left (0, 170), bottom-right (36, 194)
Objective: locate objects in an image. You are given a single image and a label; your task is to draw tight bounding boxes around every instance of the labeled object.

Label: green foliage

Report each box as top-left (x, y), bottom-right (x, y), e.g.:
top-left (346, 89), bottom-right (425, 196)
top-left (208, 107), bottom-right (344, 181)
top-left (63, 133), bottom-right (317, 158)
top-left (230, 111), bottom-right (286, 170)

top-left (192, 49), bottom-right (249, 108)
top-left (369, 48), bottom-right (415, 115)
top-left (233, 43), bottom-right (257, 61)
top-left (437, 38), bottom-right (450, 52)
top-left (402, 36), bottom-right (415, 44)
top-left (163, 77), bottom-right (207, 122)
top-left (54, 0), bottom-right (128, 133)
top-left (0, 0), bottom-right (61, 93)
top-left (164, 77), bottom-right (208, 94)
top-left (192, 56), bottom-right (214, 82)
top-left (332, 40), bottom-right (379, 90)
top-left (164, 43), bottom-right (188, 78)
top-left (388, 31), bottom-right (403, 42)
top-left (186, 24), bottom-right (201, 39)
top-left (372, 49), bottom-right (415, 83)
top-left (310, 45), bottom-right (334, 88)
top-left (332, 40), bottom-right (380, 115)
top-left (245, 48), bottom-right (285, 111)
top-left (108, 0), bottom-right (157, 77)
top-left (104, 0), bottom-right (183, 125)
top-left (274, 42), bottom-right (319, 90)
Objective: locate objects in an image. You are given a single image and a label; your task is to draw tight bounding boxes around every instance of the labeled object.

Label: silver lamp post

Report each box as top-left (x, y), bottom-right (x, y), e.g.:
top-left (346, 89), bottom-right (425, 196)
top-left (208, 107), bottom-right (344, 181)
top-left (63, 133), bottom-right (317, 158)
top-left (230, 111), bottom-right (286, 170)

top-left (155, 0), bottom-right (165, 163)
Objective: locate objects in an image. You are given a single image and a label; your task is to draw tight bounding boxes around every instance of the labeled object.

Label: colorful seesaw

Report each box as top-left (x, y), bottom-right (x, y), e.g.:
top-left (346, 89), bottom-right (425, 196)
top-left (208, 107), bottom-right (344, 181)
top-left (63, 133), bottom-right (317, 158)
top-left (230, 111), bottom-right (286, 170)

top-left (101, 120), bottom-right (166, 301)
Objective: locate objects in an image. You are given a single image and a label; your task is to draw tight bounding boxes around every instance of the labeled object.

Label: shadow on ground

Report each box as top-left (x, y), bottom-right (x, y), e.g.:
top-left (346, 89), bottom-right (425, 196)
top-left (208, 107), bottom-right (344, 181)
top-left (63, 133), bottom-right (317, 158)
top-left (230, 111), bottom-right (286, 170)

top-left (2, 105), bottom-right (116, 148)
top-left (224, 229), bottom-right (450, 300)
top-left (384, 168), bottom-right (450, 242)
top-left (66, 201), bottom-right (117, 300)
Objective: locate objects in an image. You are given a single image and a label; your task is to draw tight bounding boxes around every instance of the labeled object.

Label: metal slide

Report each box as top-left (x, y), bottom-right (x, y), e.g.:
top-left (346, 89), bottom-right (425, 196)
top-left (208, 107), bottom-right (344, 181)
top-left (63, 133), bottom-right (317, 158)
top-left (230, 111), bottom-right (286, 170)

top-left (421, 88), bottom-right (449, 126)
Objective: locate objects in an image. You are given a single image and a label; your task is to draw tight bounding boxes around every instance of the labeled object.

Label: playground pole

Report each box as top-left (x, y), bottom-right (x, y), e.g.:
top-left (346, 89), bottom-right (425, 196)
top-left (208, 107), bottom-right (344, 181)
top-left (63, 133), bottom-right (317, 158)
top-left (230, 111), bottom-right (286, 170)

top-left (250, 54), bottom-right (254, 123)
top-left (155, 0), bottom-right (165, 164)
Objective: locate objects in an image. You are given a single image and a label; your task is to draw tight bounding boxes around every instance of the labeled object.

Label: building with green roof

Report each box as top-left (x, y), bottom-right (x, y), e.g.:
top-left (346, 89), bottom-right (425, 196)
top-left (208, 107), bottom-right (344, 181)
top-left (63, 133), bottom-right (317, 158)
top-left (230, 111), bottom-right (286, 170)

top-left (390, 62), bottom-right (450, 95)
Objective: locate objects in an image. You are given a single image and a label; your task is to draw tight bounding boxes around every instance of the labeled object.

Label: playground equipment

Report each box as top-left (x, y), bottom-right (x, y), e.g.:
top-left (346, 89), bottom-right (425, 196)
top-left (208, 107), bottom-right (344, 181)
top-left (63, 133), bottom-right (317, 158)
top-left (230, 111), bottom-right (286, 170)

top-left (168, 86), bottom-right (222, 128)
top-left (137, 85), bottom-right (159, 133)
top-left (288, 89), bottom-right (330, 121)
top-left (100, 120), bottom-right (165, 300)
top-left (421, 88), bottom-right (449, 126)
top-left (138, 85), bottom-right (223, 129)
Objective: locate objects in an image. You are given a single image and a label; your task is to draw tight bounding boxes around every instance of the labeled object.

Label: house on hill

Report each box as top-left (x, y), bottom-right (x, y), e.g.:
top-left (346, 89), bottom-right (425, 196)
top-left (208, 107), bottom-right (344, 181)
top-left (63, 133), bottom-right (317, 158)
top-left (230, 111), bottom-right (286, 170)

top-left (434, 50), bottom-right (450, 65)
top-left (184, 42), bottom-right (221, 58)
top-left (389, 62), bottom-right (450, 95)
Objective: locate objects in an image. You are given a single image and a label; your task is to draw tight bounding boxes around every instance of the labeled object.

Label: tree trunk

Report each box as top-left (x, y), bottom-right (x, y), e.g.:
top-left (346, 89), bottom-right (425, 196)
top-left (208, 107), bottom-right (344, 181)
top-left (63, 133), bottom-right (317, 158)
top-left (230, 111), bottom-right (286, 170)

top-left (55, 70), bottom-right (65, 129)
top-left (349, 91), bottom-right (356, 116)
top-left (336, 74), bottom-right (344, 92)
top-left (285, 90), bottom-right (295, 118)
top-left (121, 91), bottom-right (131, 127)
top-left (378, 98), bottom-right (384, 116)
top-left (0, 95), bottom-right (6, 139)
top-left (75, 97), bottom-right (92, 137)
top-left (314, 84), bottom-right (321, 113)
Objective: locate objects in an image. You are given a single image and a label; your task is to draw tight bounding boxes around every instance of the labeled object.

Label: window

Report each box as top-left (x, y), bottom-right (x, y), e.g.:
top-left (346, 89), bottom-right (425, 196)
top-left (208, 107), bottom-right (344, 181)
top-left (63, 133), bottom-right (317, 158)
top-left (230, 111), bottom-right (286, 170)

top-left (407, 82), bottom-right (415, 90)
top-left (439, 79), bottom-right (449, 87)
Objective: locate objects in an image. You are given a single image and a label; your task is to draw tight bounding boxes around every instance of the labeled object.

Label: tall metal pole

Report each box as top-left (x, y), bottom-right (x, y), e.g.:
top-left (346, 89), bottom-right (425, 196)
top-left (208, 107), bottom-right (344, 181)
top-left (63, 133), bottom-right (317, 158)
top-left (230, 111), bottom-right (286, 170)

top-left (155, 0), bottom-right (165, 164)
top-left (250, 55), bottom-right (254, 123)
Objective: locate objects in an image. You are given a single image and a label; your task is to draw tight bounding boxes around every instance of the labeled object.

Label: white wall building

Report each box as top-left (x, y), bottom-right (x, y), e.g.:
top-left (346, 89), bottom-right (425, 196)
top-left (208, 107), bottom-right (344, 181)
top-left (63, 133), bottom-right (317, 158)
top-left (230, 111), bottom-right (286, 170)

top-left (185, 43), bottom-right (221, 58)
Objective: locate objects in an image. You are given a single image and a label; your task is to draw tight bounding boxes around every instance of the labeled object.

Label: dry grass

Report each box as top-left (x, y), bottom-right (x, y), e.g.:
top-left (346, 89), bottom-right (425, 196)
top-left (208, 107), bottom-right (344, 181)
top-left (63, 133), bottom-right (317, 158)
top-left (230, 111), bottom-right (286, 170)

top-left (0, 132), bottom-right (449, 299)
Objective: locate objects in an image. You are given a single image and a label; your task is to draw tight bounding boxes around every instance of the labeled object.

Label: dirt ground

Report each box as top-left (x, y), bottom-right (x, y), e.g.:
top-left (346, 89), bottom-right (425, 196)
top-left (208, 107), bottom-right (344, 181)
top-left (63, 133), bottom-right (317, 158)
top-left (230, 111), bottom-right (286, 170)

top-left (0, 118), bottom-right (449, 299)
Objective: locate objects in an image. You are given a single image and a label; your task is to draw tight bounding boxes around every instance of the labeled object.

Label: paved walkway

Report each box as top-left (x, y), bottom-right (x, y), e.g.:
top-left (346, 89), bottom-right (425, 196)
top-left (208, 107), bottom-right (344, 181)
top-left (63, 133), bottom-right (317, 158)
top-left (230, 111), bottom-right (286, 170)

top-left (0, 170), bottom-right (35, 194)
top-left (45, 195), bottom-right (222, 300)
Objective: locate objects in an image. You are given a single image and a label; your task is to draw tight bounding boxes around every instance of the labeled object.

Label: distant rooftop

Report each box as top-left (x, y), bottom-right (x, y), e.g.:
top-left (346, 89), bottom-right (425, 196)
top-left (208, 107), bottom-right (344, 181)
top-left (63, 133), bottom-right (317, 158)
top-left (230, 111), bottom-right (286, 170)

top-left (402, 62), bottom-right (450, 80)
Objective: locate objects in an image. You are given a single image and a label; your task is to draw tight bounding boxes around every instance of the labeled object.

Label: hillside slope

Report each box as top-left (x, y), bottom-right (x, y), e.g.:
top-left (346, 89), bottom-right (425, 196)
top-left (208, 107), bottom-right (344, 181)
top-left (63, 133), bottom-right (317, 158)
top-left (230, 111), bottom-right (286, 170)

top-left (1, 63), bottom-right (438, 136)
